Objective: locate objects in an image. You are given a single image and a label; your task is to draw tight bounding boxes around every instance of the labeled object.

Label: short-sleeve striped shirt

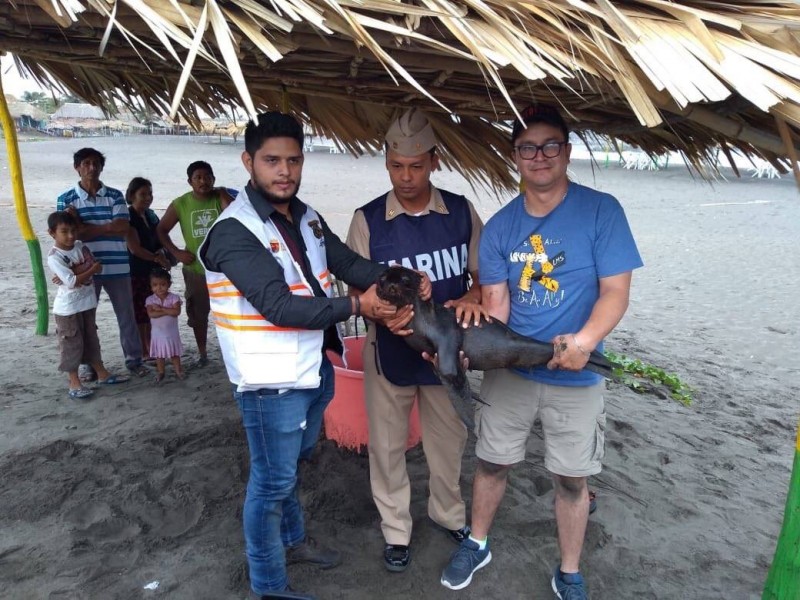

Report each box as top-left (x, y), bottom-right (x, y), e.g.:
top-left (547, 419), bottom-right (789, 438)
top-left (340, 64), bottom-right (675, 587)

top-left (56, 183), bottom-right (130, 279)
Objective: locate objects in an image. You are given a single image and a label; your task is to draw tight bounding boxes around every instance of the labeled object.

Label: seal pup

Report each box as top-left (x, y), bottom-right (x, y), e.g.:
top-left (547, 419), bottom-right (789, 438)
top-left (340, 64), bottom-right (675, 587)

top-left (375, 265), bottom-right (618, 426)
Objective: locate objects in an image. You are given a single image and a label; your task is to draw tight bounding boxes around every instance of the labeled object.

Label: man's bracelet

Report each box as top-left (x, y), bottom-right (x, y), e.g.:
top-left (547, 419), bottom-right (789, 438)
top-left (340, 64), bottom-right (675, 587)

top-left (353, 295), bottom-right (361, 317)
top-left (571, 334), bottom-right (591, 357)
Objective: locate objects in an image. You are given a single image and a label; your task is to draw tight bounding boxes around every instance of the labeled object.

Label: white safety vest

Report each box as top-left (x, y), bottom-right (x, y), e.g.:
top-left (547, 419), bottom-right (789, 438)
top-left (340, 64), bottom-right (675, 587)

top-left (199, 191), bottom-right (334, 392)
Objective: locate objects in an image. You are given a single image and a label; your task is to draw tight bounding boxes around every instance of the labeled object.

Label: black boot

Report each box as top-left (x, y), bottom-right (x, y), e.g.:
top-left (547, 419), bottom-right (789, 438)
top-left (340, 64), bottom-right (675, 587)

top-left (250, 586), bottom-right (316, 600)
top-left (285, 536), bottom-right (341, 570)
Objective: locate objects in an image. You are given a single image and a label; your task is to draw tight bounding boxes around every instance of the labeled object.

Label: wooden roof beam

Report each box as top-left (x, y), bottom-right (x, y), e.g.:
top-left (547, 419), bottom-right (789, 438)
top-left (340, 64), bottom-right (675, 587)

top-left (288, 32), bottom-right (484, 76)
top-left (657, 100), bottom-right (800, 157)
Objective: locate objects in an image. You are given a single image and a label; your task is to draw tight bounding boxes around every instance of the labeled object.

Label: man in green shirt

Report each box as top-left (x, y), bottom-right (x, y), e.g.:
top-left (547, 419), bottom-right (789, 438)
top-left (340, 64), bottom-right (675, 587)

top-left (157, 161), bottom-right (233, 365)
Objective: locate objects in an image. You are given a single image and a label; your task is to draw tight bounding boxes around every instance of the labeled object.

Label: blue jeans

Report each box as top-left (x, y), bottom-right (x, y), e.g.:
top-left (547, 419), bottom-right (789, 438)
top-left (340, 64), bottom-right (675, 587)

top-left (235, 357), bottom-right (335, 595)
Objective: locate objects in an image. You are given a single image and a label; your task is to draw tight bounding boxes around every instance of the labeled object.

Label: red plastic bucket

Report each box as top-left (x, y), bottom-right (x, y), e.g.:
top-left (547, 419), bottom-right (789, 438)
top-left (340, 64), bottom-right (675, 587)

top-left (325, 336), bottom-right (422, 452)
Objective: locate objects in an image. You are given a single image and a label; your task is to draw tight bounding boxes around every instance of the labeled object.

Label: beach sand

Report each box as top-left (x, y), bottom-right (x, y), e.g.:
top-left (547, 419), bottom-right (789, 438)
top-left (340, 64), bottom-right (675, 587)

top-left (0, 135), bottom-right (798, 599)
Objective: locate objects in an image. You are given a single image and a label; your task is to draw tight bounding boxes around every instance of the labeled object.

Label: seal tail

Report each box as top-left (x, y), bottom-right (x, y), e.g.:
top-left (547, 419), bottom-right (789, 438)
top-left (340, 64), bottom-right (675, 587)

top-left (441, 373), bottom-right (477, 430)
top-left (585, 350), bottom-right (621, 380)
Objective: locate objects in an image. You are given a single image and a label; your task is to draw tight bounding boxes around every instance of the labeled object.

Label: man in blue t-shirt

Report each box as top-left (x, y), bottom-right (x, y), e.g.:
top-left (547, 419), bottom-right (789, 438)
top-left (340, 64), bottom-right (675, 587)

top-left (441, 105), bottom-right (643, 598)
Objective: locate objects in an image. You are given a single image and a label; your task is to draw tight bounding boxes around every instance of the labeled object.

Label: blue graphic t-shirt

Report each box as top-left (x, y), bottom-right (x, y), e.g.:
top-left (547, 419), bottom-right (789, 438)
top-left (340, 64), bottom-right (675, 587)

top-left (479, 182), bottom-right (643, 386)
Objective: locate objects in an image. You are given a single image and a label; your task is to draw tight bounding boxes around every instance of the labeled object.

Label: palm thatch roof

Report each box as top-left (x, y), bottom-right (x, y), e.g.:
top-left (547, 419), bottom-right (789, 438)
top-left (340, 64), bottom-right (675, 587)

top-left (3, 1), bottom-right (800, 191)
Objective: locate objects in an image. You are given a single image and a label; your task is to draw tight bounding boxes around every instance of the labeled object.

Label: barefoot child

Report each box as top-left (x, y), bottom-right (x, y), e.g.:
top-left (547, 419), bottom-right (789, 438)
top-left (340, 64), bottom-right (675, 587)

top-left (146, 268), bottom-right (184, 382)
top-left (47, 211), bottom-right (130, 399)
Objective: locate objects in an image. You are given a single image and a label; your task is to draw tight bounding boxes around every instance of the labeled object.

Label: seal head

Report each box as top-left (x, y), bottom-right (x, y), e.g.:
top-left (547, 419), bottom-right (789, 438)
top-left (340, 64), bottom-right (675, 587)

top-left (376, 266), bottom-right (422, 307)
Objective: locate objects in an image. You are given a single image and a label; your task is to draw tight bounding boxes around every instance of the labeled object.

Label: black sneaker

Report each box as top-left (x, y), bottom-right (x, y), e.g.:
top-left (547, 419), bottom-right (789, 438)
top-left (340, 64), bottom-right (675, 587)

top-left (383, 544), bottom-right (410, 572)
top-left (446, 525), bottom-right (471, 544)
top-left (285, 536), bottom-right (341, 570)
top-left (429, 518), bottom-right (472, 544)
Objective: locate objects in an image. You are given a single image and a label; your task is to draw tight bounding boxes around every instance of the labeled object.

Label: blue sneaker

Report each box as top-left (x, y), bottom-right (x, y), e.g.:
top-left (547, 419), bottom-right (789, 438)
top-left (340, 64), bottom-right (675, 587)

top-left (551, 566), bottom-right (588, 599)
top-left (440, 538), bottom-right (492, 590)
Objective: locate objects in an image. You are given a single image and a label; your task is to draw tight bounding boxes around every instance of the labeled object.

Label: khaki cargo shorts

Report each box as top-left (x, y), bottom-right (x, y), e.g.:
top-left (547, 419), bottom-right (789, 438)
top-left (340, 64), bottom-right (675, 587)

top-left (475, 369), bottom-right (606, 477)
top-left (56, 309), bottom-right (102, 372)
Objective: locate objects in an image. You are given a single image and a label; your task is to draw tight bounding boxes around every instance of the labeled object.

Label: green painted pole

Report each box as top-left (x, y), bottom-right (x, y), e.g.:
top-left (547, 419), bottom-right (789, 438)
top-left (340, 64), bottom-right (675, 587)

top-left (0, 72), bottom-right (49, 335)
top-left (763, 419), bottom-right (800, 599)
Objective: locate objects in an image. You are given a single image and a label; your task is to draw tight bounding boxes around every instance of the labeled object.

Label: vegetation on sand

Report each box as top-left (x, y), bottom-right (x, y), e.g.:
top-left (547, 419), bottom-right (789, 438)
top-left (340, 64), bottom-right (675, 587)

top-left (605, 351), bottom-right (694, 406)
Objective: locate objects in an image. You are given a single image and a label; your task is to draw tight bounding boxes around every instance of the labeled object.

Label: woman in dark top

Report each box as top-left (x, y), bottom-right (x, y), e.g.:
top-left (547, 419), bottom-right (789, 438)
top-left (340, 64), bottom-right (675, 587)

top-left (126, 177), bottom-right (171, 362)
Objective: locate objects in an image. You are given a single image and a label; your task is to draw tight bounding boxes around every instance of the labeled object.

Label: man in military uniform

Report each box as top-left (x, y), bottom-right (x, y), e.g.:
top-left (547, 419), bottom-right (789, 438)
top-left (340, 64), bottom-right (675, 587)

top-left (346, 109), bottom-right (486, 572)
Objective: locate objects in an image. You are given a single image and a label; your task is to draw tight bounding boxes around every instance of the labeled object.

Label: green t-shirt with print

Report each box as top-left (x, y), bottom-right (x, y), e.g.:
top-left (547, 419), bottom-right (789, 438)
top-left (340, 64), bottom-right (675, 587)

top-left (172, 191), bottom-right (222, 274)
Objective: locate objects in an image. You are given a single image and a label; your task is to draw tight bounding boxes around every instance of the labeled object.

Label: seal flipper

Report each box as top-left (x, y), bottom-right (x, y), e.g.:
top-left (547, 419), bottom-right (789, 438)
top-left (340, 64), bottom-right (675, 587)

top-left (434, 334), bottom-right (475, 429)
top-left (440, 369), bottom-right (475, 429)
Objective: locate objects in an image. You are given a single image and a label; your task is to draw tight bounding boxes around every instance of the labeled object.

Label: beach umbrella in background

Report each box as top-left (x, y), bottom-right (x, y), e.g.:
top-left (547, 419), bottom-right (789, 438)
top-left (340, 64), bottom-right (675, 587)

top-left (763, 420), bottom-right (800, 600)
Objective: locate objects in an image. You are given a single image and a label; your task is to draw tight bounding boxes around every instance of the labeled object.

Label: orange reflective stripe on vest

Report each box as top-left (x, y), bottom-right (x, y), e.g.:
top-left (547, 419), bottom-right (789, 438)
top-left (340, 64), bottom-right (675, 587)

top-left (209, 280), bottom-right (312, 297)
top-left (207, 280), bottom-right (242, 298)
top-left (317, 269), bottom-right (331, 289)
top-left (211, 310), bottom-right (303, 332)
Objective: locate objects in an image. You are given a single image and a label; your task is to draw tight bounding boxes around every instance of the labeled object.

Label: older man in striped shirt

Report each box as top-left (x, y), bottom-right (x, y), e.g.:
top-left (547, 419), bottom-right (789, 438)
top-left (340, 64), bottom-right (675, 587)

top-left (56, 147), bottom-right (146, 379)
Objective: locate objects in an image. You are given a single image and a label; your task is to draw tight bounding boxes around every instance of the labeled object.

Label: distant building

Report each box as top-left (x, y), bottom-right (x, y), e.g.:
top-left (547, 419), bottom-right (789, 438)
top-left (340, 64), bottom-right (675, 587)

top-left (48, 102), bottom-right (142, 137)
top-left (51, 102), bottom-right (106, 120)
top-left (144, 117), bottom-right (190, 135)
top-left (4, 96), bottom-right (47, 130)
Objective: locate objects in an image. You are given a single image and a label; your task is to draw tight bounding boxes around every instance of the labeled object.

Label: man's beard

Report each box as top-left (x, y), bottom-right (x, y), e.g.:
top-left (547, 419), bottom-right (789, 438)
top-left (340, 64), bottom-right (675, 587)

top-left (253, 176), bottom-right (301, 205)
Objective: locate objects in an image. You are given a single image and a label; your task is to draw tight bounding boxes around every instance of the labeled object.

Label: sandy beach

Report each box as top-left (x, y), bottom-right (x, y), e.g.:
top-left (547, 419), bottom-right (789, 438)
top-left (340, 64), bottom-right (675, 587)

top-left (0, 134), bottom-right (798, 599)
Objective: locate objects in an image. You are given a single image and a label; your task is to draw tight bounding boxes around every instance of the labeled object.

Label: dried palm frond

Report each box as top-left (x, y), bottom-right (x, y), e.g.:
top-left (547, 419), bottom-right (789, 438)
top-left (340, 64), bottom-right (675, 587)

top-left (3, 1), bottom-right (800, 190)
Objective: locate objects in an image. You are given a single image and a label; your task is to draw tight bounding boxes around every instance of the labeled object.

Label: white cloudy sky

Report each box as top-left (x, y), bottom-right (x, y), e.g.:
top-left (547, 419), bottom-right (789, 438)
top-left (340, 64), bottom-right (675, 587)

top-left (1, 54), bottom-right (49, 97)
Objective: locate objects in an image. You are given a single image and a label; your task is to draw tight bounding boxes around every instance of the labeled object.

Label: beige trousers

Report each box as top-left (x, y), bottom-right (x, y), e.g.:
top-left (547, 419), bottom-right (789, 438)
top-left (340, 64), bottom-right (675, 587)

top-left (362, 327), bottom-right (468, 545)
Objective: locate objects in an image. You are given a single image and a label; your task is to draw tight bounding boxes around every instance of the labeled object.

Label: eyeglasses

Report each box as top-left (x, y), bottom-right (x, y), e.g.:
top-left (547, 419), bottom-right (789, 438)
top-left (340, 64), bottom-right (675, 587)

top-left (514, 141), bottom-right (568, 160)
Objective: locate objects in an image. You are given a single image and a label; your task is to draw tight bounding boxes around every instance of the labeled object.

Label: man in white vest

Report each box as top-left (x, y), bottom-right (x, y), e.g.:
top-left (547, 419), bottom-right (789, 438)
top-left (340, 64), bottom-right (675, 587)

top-left (200, 112), bottom-right (420, 600)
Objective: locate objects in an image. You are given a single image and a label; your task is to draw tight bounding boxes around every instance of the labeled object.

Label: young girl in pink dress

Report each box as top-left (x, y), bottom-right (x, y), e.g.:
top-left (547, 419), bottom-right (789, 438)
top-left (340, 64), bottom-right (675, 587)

top-left (146, 269), bottom-right (185, 382)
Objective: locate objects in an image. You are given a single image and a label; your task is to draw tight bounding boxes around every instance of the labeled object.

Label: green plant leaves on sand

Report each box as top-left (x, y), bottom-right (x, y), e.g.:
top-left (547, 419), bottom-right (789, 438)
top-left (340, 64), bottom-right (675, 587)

top-left (604, 350), bottom-right (694, 406)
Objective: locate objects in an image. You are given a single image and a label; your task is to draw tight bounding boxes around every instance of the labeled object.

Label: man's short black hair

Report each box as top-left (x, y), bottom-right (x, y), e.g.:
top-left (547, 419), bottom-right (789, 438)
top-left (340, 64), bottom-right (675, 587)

top-left (244, 112), bottom-right (304, 156)
top-left (47, 210), bottom-right (79, 231)
top-left (511, 104), bottom-right (570, 145)
top-left (73, 147), bottom-right (105, 169)
top-left (187, 160), bottom-right (214, 179)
